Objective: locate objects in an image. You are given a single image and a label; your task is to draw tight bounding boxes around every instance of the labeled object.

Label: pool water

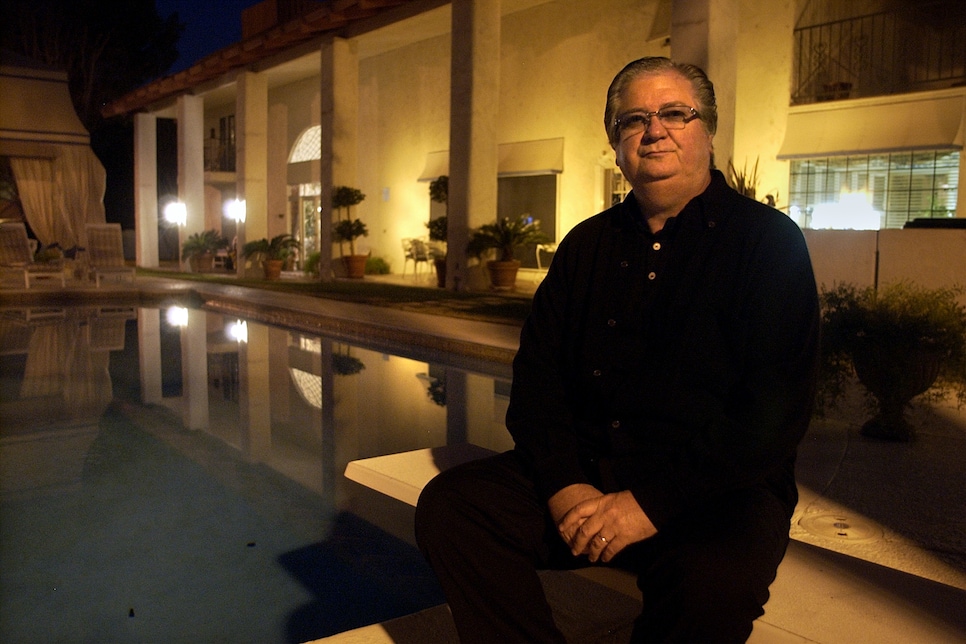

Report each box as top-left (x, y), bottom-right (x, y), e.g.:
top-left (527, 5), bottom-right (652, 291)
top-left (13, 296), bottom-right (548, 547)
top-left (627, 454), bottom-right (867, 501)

top-left (0, 304), bottom-right (514, 643)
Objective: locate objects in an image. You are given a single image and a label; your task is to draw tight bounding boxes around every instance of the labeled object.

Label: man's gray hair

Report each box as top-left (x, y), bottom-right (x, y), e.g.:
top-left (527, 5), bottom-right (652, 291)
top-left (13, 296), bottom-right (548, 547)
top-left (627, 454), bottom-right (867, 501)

top-left (604, 56), bottom-right (718, 147)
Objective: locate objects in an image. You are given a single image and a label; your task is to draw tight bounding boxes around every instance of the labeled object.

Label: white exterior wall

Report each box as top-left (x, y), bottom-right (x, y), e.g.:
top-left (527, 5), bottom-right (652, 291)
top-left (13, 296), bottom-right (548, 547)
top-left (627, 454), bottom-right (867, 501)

top-left (186, 0), bottom-right (962, 280)
top-left (355, 0), bottom-right (669, 270)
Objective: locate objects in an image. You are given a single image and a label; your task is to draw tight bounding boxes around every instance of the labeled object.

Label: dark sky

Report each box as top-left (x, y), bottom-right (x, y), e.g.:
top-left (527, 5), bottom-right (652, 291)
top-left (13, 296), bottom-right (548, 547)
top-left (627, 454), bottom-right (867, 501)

top-left (156, 0), bottom-right (262, 75)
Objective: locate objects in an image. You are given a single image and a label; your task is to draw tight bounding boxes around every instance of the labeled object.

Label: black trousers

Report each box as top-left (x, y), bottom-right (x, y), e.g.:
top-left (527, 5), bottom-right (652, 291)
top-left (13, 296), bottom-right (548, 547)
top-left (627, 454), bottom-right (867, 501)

top-left (414, 450), bottom-right (792, 644)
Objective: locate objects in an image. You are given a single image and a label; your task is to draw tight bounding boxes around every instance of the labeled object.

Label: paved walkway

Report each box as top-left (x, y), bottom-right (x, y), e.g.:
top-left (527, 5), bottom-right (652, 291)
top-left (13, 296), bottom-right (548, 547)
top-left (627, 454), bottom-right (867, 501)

top-left (3, 275), bottom-right (965, 643)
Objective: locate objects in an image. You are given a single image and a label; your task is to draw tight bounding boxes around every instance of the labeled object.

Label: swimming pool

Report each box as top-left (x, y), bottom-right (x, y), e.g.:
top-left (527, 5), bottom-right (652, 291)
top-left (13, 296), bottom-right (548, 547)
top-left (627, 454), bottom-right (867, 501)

top-left (0, 302), bottom-right (515, 643)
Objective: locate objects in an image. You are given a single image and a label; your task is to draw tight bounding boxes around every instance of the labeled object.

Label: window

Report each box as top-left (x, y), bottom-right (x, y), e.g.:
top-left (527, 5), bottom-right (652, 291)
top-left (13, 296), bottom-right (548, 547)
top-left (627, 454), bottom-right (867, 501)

top-left (289, 125), bottom-right (321, 163)
top-left (789, 150), bottom-right (959, 229)
top-left (497, 174), bottom-right (557, 268)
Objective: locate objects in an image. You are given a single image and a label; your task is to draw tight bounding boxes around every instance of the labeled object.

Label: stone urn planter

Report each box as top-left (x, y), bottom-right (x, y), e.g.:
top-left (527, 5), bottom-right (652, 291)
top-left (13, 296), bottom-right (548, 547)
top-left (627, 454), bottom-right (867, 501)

top-left (851, 340), bottom-right (943, 441)
top-left (818, 282), bottom-right (966, 442)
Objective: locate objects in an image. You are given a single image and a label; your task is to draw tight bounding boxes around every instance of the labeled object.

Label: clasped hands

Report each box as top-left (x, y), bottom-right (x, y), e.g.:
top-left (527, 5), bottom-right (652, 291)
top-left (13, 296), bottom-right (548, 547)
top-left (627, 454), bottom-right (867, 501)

top-left (549, 483), bottom-right (657, 563)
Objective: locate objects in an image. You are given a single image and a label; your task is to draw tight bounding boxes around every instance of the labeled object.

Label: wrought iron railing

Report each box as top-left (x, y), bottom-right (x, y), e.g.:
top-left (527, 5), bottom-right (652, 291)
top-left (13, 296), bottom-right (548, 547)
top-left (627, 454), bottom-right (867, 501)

top-left (792, 2), bottom-right (966, 104)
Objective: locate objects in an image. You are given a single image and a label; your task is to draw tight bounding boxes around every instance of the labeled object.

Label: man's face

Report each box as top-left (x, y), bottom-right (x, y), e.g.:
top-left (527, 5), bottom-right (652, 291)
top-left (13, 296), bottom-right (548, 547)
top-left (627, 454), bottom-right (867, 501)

top-left (612, 71), bottom-right (714, 193)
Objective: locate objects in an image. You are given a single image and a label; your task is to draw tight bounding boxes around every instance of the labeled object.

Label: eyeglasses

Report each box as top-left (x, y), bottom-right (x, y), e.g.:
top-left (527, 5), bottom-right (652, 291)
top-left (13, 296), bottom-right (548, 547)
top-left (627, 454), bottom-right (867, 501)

top-left (614, 106), bottom-right (701, 140)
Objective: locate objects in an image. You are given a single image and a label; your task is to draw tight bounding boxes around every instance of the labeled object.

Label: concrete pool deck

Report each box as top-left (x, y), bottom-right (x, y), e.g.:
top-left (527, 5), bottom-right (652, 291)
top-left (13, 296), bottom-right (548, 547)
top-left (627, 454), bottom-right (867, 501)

top-left (2, 274), bottom-right (965, 643)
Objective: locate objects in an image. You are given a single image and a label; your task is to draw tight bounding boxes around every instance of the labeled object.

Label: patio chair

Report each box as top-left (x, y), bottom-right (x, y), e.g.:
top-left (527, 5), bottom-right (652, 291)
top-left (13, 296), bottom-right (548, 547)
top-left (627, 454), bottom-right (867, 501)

top-left (408, 238), bottom-right (431, 278)
top-left (0, 223), bottom-right (66, 289)
top-left (85, 223), bottom-right (135, 287)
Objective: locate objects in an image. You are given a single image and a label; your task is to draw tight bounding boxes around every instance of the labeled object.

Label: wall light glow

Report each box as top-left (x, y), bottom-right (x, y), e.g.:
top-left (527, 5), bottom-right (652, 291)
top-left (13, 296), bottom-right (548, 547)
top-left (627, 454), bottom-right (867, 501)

top-left (166, 306), bottom-right (189, 327)
top-left (227, 319), bottom-right (248, 343)
top-left (163, 201), bottom-right (187, 226)
top-left (224, 199), bottom-right (246, 223)
top-left (809, 191), bottom-right (882, 230)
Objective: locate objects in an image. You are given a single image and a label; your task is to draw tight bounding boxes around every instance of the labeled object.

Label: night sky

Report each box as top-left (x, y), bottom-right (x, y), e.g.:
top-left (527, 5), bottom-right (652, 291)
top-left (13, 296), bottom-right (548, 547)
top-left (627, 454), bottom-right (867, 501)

top-left (156, 0), bottom-right (262, 75)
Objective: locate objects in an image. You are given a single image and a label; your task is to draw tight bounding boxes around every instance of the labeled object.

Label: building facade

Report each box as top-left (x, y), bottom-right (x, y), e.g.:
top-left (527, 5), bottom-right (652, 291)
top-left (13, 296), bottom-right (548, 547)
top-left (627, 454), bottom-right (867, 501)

top-left (105, 0), bottom-right (966, 289)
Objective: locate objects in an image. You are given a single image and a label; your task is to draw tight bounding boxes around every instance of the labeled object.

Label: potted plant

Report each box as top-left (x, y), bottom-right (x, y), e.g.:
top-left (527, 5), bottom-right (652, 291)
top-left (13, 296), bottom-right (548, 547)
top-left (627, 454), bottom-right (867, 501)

top-left (426, 215), bottom-right (447, 288)
top-left (332, 185), bottom-right (368, 278)
top-left (241, 233), bottom-right (299, 280)
top-left (468, 214), bottom-right (549, 290)
top-left (819, 282), bottom-right (966, 441)
top-left (427, 175), bottom-right (448, 287)
top-left (181, 229), bottom-right (229, 272)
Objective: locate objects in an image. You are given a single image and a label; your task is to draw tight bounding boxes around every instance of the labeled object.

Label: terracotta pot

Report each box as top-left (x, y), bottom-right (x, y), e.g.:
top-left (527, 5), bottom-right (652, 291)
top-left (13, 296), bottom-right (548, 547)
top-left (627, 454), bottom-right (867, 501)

top-left (851, 340), bottom-right (942, 441)
top-left (342, 254), bottom-right (368, 279)
top-left (190, 253), bottom-right (215, 273)
top-left (486, 259), bottom-right (521, 291)
top-left (262, 259), bottom-right (284, 280)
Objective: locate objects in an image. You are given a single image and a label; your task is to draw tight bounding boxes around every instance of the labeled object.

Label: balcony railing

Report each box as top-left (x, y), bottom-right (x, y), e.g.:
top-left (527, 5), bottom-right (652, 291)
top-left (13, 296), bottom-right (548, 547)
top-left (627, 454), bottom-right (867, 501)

top-left (792, 2), bottom-right (966, 104)
top-left (204, 135), bottom-right (236, 173)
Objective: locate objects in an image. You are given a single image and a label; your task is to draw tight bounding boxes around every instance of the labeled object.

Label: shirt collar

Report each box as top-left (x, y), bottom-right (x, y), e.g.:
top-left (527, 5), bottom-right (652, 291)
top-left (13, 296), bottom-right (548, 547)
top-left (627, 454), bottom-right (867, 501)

top-left (619, 169), bottom-right (729, 236)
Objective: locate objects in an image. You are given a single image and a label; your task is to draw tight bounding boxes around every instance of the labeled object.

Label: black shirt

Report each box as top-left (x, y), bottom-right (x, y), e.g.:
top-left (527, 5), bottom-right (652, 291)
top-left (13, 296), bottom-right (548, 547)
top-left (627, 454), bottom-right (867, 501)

top-left (506, 170), bottom-right (820, 530)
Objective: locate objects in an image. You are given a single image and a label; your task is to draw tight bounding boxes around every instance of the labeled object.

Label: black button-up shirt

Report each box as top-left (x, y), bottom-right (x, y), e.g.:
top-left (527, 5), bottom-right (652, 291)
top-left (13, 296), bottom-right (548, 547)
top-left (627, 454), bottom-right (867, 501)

top-left (506, 170), bottom-right (820, 530)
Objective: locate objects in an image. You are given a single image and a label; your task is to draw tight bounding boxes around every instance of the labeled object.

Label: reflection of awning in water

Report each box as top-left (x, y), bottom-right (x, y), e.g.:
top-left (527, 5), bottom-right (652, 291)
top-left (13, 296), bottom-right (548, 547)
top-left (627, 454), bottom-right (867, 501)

top-left (777, 90), bottom-right (965, 159)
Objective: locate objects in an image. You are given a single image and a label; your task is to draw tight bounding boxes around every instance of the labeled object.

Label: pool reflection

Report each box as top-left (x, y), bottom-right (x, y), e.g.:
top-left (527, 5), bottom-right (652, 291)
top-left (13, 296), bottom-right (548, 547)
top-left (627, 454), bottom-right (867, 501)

top-left (0, 303), bottom-right (514, 641)
top-left (141, 305), bottom-right (515, 506)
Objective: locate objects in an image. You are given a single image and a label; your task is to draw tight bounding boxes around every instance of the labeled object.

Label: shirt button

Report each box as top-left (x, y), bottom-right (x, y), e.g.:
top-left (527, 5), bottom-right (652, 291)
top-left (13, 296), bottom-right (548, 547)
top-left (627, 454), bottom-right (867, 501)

top-left (652, 242), bottom-right (661, 251)
top-left (620, 260), bottom-right (629, 268)
top-left (592, 369), bottom-right (602, 377)
top-left (607, 319), bottom-right (617, 327)
top-left (648, 271), bottom-right (656, 280)
top-left (708, 221), bottom-right (716, 228)
top-left (611, 420), bottom-right (621, 429)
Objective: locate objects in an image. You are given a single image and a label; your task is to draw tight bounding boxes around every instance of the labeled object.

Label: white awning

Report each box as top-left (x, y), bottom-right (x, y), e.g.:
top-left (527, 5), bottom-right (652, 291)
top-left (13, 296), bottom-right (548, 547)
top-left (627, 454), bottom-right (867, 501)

top-left (418, 150), bottom-right (450, 182)
top-left (777, 90), bottom-right (965, 159)
top-left (418, 138), bottom-right (565, 180)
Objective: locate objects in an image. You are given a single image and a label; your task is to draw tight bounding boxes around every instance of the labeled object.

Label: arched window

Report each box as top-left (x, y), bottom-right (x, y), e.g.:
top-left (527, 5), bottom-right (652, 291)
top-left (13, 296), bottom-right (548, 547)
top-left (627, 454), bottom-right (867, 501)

top-left (289, 125), bottom-right (321, 163)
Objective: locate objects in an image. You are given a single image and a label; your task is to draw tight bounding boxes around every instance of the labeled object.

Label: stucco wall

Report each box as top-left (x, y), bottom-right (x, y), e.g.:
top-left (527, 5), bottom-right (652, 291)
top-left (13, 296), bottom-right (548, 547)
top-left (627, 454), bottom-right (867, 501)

top-left (805, 229), bottom-right (966, 302)
top-left (357, 0), bottom-right (668, 271)
top-left (358, 33), bottom-right (451, 265)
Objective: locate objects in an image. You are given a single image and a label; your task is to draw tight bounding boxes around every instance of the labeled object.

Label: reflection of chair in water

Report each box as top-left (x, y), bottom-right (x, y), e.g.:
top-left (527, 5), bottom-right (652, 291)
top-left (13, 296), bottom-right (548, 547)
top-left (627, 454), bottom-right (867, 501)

top-left (87, 307), bottom-right (136, 351)
top-left (0, 223), bottom-right (66, 288)
top-left (85, 223), bottom-right (135, 287)
top-left (401, 238), bottom-right (431, 277)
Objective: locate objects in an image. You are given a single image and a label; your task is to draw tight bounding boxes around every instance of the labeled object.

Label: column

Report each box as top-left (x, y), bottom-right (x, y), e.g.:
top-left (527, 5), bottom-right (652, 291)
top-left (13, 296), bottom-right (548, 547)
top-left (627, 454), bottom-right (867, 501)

top-left (320, 37), bottom-right (360, 281)
top-left (181, 308), bottom-right (209, 431)
top-left (236, 71), bottom-right (269, 277)
top-left (137, 307), bottom-right (162, 405)
top-left (672, 0), bottom-right (795, 196)
top-left (177, 94), bottom-right (206, 245)
top-left (240, 321), bottom-right (272, 462)
top-left (133, 112), bottom-right (159, 268)
top-left (447, 0), bottom-right (501, 291)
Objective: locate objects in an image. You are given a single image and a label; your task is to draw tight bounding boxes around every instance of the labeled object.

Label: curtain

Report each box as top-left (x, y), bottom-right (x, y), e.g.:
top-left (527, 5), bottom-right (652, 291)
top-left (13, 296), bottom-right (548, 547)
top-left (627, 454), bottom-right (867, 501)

top-left (10, 145), bottom-right (107, 251)
top-left (10, 156), bottom-right (72, 248)
top-left (58, 146), bottom-right (107, 250)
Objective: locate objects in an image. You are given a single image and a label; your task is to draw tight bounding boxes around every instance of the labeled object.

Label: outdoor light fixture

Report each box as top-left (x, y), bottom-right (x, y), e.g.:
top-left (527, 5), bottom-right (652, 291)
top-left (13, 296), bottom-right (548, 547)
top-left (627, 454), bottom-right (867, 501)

top-left (227, 319), bottom-right (248, 343)
top-left (163, 201), bottom-right (187, 226)
top-left (225, 198), bottom-right (246, 223)
top-left (166, 306), bottom-right (189, 328)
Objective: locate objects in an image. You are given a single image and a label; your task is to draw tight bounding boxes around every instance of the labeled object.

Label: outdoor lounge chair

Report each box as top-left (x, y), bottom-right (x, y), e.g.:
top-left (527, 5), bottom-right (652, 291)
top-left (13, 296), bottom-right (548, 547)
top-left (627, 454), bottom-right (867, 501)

top-left (85, 223), bottom-right (135, 287)
top-left (0, 223), bottom-right (66, 289)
